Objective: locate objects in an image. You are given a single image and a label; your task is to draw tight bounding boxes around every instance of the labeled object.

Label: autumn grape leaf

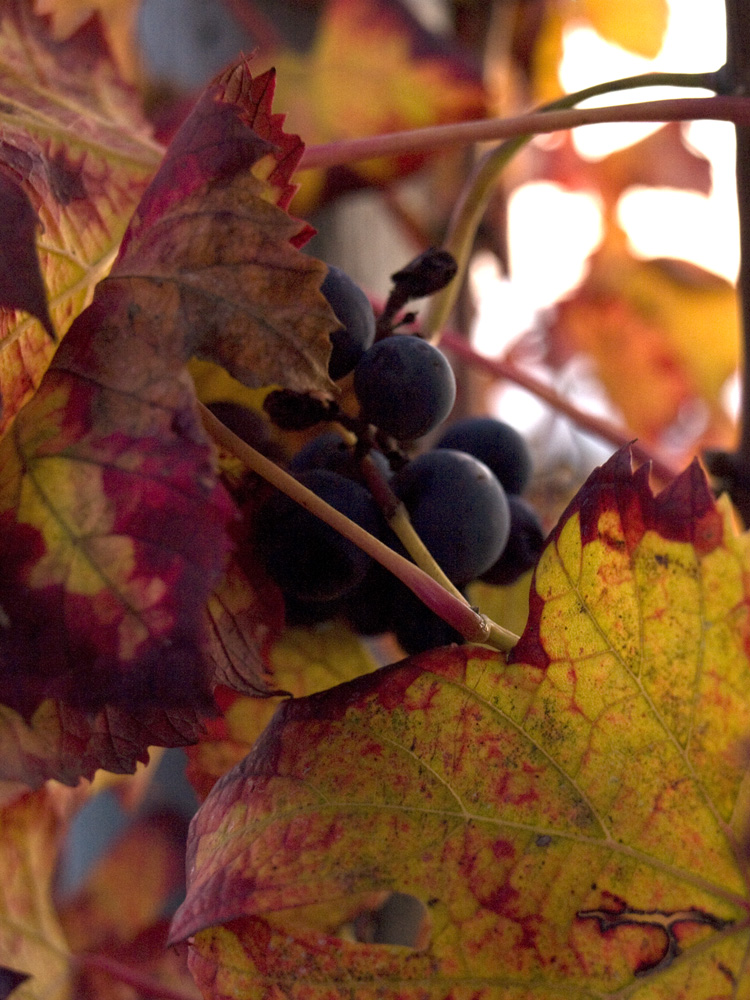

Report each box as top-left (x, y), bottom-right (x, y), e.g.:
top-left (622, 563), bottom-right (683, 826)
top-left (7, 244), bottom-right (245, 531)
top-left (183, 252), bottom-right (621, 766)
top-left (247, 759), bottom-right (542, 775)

top-left (582, 0), bottom-right (668, 59)
top-left (0, 58), bottom-right (338, 786)
top-left (257, 0), bottom-right (486, 213)
top-left (58, 811), bottom-right (186, 951)
top-left (32, 0), bottom-right (142, 80)
top-left (0, 0), bottom-right (161, 434)
top-left (171, 448), bottom-right (750, 999)
top-left (119, 61), bottom-right (336, 394)
top-left (0, 784), bottom-right (83, 1000)
top-left (547, 225), bottom-right (739, 446)
top-left (186, 623), bottom-right (381, 801)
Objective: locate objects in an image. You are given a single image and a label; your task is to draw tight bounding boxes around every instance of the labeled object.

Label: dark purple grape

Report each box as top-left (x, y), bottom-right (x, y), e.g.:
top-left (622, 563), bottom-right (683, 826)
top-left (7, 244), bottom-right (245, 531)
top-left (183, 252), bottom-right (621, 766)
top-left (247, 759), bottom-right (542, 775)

top-left (321, 265), bottom-right (376, 380)
top-left (353, 335), bottom-right (456, 440)
top-left (479, 495), bottom-right (545, 585)
top-left (254, 469), bottom-right (383, 602)
top-left (389, 581), bottom-right (463, 655)
top-left (289, 432), bottom-right (391, 484)
top-left (436, 417), bottom-right (532, 495)
top-left (392, 449), bottom-right (510, 585)
top-left (206, 401), bottom-right (284, 461)
top-left (344, 562), bottom-right (396, 636)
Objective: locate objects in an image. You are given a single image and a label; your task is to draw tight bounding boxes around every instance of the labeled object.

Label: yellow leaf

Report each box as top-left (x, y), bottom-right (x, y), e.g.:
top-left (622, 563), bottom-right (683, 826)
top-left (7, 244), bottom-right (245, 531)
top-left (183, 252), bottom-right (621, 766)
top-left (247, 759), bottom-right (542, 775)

top-left (259, 0), bottom-right (486, 214)
top-left (33, 0), bottom-right (142, 79)
top-left (186, 622), bottom-right (380, 799)
top-left (0, 3), bottom-right (161, 434)
top-left (582, 0), bottom-right (669, 59)
top-left (172, 450), bottom-right (750, 998)
top-left (550, 226), bottom-right (739, 445)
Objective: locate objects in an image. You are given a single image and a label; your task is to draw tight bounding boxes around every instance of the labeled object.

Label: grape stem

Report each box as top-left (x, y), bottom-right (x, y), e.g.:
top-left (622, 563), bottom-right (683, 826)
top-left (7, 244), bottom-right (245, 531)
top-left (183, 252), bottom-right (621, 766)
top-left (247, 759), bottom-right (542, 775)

top-left (300, 94), bottom-right (740, 171)
top-left (76, 952), bottom-right (198, 1000)
top-left (423, 71), bottom-right (721, 338)
top-left (330, 425), bottom-right (469, 602)
top-left (199, 403), bottom-right (520, 652)
top-left (363, 472), bottom-right (467, 604)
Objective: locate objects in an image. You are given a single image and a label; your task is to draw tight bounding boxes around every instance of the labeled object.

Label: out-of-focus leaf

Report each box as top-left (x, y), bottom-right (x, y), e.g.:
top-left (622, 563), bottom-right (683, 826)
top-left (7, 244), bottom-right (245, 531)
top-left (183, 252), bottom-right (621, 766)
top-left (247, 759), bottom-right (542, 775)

top-left (186, 623), bottom-right (381, 800)
top-left (59, 811), bottom-right (187, 952)
top-left (172, 448), bottom-right (750, 999)
top-left (547, 226), bottom-right (739, 446)
top-left (529, 0), bottom-right (667, 103)
top-left (0, 784), bottom-right (82, 1000)
top-left (32, 0), bottom-right (141, 80)
top-left (0, 60), bottom-right (336, 785)
top-left (583, 0), bottom-right (668, 59)
top-left (0, 0), bottom-right (161, 434)
top-left (528, 124), bottom-right (712, 209)
top-left (259, 0), bottom-right (486, 213)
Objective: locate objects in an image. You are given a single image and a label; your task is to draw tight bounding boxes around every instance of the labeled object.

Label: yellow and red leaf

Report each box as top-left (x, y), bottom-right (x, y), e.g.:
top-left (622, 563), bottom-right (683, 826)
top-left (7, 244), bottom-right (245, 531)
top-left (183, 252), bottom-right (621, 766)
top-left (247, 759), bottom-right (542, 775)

top-left (0, 0), bottom-right (161, 434)
top-left (0, 59), bottom-right (337, 785)
top-left (261, 0), bottom-right (487, 213)
top-left (171, 449), bottom-right (750, 999)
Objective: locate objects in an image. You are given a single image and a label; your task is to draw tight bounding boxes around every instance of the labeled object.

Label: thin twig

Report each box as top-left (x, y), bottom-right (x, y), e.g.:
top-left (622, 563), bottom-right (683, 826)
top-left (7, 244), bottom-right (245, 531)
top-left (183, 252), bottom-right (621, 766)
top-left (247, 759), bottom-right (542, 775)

top-left (725, 2), bottom-right (750, 463)
top-left (300, 96), bottom-right (750, 171)
top-left (440, 334), bottom-right (682, 485)
top-left (76, 953), bottom-right (200, 1000)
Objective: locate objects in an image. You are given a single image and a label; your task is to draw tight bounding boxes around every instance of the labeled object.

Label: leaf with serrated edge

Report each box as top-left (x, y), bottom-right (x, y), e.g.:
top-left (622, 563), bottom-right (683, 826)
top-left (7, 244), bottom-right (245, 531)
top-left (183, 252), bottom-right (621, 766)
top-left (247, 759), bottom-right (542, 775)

top-left (117, 62), bottom-right (336, 394)
top-left (0, 0), bottom-right (161, 434)
top-left (0, 57), bottom-right (336, 784)
top-left (260, 0), bottom-right (486, 214)
top-left (171, 449), bottom-right (750, 999)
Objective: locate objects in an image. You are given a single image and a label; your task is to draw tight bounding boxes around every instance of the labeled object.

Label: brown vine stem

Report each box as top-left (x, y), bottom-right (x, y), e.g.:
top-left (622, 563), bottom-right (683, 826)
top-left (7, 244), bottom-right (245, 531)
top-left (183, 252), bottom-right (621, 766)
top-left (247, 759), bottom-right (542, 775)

top-left (727, 1), bottom-right (750, 468)
top-left (301, 96), bottom-right (750, 170)
top-left (76, 953), bottom-right (200, 1000)
top-left (440, 333), bottom-right (683, 485)
top-left (199, 403), bottom-right (520, 652)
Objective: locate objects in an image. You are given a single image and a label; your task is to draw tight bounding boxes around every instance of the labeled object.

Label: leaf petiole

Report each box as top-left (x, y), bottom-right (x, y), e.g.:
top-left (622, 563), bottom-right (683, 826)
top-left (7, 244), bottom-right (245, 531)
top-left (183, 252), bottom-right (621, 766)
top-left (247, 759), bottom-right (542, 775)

top-left (199, 403), bottom-right (519, 652)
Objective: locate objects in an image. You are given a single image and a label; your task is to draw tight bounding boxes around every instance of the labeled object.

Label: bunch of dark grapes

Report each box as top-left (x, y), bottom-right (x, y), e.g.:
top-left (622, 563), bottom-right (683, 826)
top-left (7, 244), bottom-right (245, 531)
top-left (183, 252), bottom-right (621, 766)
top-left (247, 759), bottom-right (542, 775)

top-left (228, 261), bottom-right (547, 654)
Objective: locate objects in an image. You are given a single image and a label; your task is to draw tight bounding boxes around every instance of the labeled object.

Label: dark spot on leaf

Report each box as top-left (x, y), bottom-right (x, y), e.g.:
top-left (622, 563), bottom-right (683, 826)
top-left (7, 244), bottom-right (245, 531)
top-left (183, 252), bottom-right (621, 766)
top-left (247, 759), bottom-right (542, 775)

top-left (48, 150), bottom-right (87, 204)
top-left (717, 962), bottom-right (737, 985)
top-left (353, 893), bottom-right (427, 947)
top-left (535, 834), bottom-right (552, 847)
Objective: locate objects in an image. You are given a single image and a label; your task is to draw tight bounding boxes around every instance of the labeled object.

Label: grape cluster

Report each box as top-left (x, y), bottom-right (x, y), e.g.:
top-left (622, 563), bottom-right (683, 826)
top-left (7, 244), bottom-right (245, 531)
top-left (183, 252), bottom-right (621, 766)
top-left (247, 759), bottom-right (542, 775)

top-left (242, 264), bottom-right (546, 654)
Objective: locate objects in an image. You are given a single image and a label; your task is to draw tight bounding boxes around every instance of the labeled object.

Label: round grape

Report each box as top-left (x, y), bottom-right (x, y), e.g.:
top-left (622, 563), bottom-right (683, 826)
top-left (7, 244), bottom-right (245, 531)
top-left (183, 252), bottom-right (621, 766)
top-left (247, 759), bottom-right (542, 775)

top-left (321, 265), bottom-right (376, 380)
top-left (255, 469), bottom-right (383, 602)
top-left (392, 449), bottom-right (511, 585)
top-left (389, 581), bottom-right (464, 655)
top-left (353, 335), bottom-right (456, 440)
top-left (436, 417), bottom-right (532, 495)
top-left (479, 495), bottom-right (545, 586)
top-left (289, 432), bottom-right (391, 484)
